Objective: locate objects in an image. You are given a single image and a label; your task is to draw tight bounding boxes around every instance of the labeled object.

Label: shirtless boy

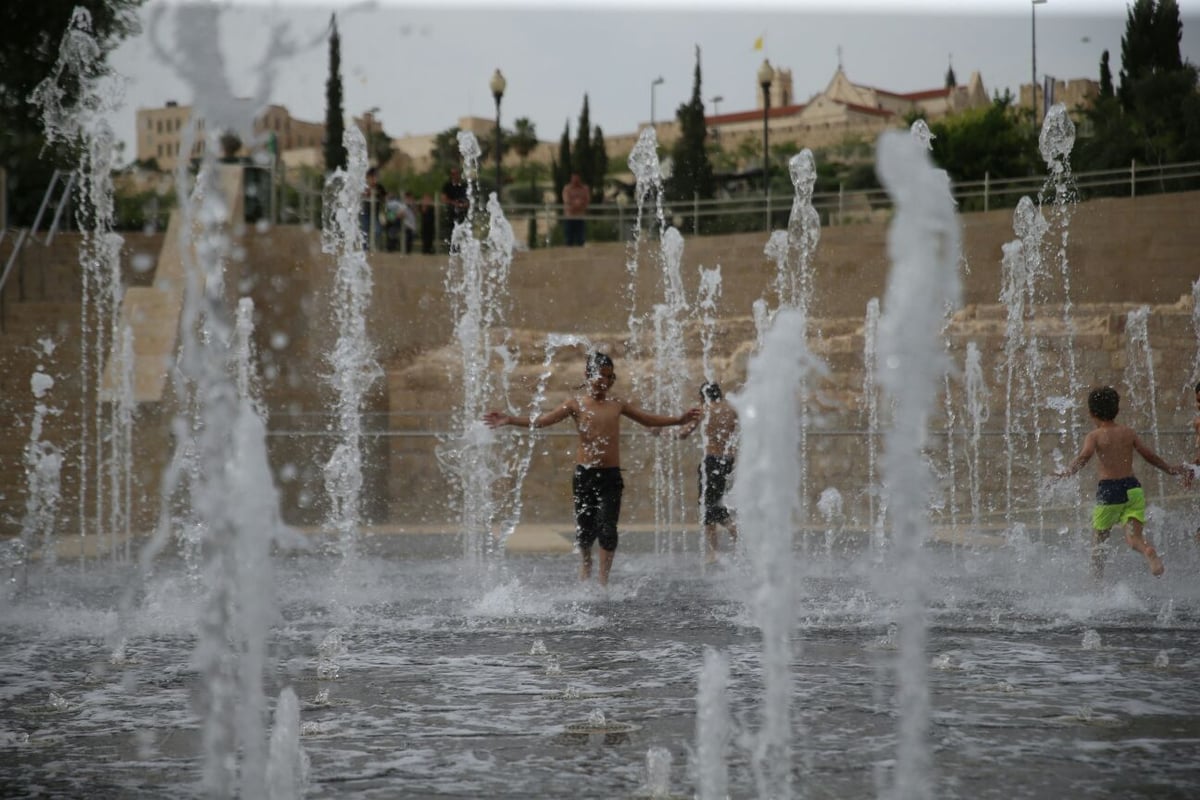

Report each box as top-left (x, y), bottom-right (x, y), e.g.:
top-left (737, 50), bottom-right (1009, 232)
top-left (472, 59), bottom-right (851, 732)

top-left (677, 382), bottom-right (740, 564)
top-left (1054, 386), bottom-right (1186, 579)
top-left (483, 352), bottom-right (701, 586)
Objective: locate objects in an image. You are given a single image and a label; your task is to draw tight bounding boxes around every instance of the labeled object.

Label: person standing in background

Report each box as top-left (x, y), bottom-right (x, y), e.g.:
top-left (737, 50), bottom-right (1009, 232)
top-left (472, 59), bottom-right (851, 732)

top-left (419, 194), bottom-right (436, 254)
top-left (561, 172), bottom-right (590, 247)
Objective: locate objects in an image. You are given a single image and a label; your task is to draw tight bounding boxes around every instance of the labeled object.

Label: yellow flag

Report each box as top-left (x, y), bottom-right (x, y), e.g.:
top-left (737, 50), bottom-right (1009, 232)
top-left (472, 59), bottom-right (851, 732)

top-left (753, 36), bottom-right (763, 51)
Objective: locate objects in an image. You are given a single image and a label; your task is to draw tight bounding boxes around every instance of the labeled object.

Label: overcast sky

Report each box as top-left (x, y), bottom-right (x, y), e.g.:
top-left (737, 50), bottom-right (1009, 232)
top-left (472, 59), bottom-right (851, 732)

top-left (107, 0), bottom-right (1200, 159)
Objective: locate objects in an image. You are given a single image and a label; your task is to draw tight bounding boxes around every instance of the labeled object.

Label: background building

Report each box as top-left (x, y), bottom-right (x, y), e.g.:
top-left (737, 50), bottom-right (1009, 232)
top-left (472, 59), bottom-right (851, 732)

top-left (135, 101), bottom-right (325, 171)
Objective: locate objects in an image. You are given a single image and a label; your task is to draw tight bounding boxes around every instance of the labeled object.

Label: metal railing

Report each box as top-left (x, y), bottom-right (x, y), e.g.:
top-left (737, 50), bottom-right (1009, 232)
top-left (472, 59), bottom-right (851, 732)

top-left (1, 170), bottom-right (77, 330)
top-left (264, 158), bottom-right (1198, 251)
top-left (466, 158), bottom-right (1200, 244)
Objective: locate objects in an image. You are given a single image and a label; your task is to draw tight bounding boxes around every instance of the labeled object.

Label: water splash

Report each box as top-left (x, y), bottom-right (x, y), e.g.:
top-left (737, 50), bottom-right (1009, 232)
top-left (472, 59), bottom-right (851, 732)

top-left (963, 342), bottom-right (990, 537)
top-left (30, 8), bottom-right (125, 560)
top-left (696, 266), bottom-right (723, 384)
top-left (649, 228), bottom-right (691, 550)
top-left (909, 119), bottom-right (935, 151)
top-left (107, 325), bottom-right (135, 562)
top-left (321, 125), bottom-right (382, 561)
top-left (265, 687), bottom-right (309, 799)
top-left (998, 197), bottom-right (1050, 529)
top-left (817, 486), bottom-right (844, 559)
top-left (19, 355), bottom-right (64, 578)
top-left (1123, 306), bottom-right (1163, 497)
top-left (780, 149), bottom-right (821, 312)
top-left (496, 334), bottom-right (594, 530)
top-left (117, 6), bottom-right (301, 796)
top-left (941, 366), bottom-right (960, 542)
top-left (731, 307), bottom-right (826, 800)
top-left (643, 746), bottom-right (673, 798)
top-left (862, 298), bottom-right (884, 550)
top-left (235, 298), bottom-right (267, 419)
top-left (758, 149), bottom-right (824, 533)
top-left (624, 127), bottom-right (667, 400)
top-left (875, 128), bottom-right (962, 800)
top-left (695, 647), bottom-right (731, 800)
top-left (1038, 103), bottom-right (1082, 455)
top-left (693, 266), bottom-right (724, 537)
top-left (440, 132), bottom-right (518, 561)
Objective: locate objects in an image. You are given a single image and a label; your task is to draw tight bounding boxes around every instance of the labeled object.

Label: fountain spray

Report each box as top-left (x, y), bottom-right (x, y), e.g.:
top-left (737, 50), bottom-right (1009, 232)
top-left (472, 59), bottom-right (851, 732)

top-left (875, 129), bottom-right (962, 800)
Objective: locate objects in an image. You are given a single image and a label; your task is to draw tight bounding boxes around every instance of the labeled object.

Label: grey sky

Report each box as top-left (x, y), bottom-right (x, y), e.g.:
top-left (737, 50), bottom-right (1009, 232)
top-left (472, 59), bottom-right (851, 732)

top-left (108, 0), bottom-right (1200, 160)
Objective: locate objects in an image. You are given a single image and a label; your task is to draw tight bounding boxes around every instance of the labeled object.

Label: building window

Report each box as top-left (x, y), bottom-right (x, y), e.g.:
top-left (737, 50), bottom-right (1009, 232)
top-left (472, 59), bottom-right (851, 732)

top-left (157, 120), bottom-right (163, 134)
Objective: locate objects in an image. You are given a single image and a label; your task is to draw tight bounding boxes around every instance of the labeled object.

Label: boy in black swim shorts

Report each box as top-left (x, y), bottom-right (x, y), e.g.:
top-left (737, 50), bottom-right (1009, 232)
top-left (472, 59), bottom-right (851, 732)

top-left (676, 381), bottom-right (740, 563)
top-left (485, 352), bottom-right (701, 586)
top-left (573, 464), bottom-right (623, 552)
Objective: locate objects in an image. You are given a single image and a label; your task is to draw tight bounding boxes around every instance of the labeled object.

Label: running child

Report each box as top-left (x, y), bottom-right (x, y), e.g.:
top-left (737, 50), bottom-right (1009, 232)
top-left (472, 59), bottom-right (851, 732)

top-left (1054, 386), bottom-right (1187, 578)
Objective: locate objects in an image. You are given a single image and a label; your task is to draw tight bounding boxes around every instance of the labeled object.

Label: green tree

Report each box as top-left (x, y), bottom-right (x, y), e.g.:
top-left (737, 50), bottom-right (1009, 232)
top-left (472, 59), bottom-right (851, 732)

top-left (554, 122), bottom-right (571, 199)
top-left (572, 95), bottom-right (593, 189)
top-left (0, 0), bottom-right (143, 225)
top-left (590, 126), bottom-right (609, 203)
top-left (1082, 1), bottom-right (1199, 172)
top-left (668, 46), bottom-right (716, 213)
top-left (928, 92), bottom-right (1040, 183)
top-left (1099, 50), bottom-right (1115, 98)
top-left (323, 14), bottom-right (347, 173)
top-left (1120, 0), bottom-right (1196, 166)
top-left (1119, 0), bottom-right (1183, 109)
top-left (367, 125), bottom-right (393, 168)
top-left (430, 127), bottom-right (460, 174)
top-left (510, 117), bottom-right (539, 200)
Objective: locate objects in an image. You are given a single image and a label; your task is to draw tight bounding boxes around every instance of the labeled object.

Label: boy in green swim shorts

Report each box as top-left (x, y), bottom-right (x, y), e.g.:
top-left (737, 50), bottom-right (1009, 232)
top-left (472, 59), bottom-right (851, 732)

top-left (1055, 386), bottom-right (1187, 579)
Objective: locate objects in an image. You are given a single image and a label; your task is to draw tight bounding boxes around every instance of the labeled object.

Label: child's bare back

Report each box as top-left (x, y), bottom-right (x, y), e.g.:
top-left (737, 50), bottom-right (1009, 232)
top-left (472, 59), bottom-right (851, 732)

top-left (1085, 422), bottom-right (1147, 481)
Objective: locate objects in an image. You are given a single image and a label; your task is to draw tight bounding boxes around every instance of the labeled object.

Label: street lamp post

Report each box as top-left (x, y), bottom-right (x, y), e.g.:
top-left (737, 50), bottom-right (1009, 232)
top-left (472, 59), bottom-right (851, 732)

top-left (650, 76), bottom-right (664, 128)
top-left (710, 94), bottom-right (723, 140)
top-left (490, 69), bottom-right (506, 196)
top-left (1032, 0), bottom-right (1047, 123)
top-left (758, 59), bottom-right (773, 229)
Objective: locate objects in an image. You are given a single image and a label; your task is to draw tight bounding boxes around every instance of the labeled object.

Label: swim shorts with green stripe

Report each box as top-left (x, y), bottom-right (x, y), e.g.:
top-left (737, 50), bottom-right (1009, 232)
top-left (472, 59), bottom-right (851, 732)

top-left (1092, 476), bottom-right (1145, 531)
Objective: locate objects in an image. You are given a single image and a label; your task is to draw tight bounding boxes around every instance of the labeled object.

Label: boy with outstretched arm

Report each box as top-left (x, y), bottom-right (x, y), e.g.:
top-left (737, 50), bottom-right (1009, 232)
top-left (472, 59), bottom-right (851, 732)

top-left (484, 352), bottom-right (701, 587)
top-left (1054, 386), bottom-right (1187, 578)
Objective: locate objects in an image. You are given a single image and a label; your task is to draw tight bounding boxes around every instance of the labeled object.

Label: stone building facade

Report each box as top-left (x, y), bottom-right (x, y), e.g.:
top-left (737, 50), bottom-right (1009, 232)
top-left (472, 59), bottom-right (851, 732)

top-left (135, 101), bottom-right (325, 171)
top-left (604, 65), bottom-right (993, 168)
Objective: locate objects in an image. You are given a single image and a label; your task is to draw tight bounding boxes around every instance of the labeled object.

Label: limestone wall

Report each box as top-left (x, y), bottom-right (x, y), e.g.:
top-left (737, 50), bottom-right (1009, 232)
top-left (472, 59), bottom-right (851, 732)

top-left (5, 189), bottom-right (1198, 537)
top-left (246, 190), bottom-right (1200, 530)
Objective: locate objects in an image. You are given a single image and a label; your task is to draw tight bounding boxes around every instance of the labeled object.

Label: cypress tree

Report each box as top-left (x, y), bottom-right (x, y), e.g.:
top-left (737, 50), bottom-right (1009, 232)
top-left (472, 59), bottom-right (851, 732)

top-left (668, 46), bottom-right (716, 212)
top-left (323, 14), bottom-right (347, 173)
top-left (591, 126), bottom-right (609, 204)
top-left (1118, 0), bottom-right (1183, 109)
top-left (1099, 50), bottom-right (1114, 98)
top-left (555, 122), bottom-right (571, 199)
top-left (572, 95), bottom-right (593, 189)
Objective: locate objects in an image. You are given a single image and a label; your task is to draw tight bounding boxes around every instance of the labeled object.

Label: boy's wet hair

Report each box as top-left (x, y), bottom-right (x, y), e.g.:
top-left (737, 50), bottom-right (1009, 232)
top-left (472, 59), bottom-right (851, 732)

top-left (701, 381), bottom-right (723, 402)
top-left (585, 351), bottom-right (614, 379)
top-left (1088, 386), bottom-right (1120, 421)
